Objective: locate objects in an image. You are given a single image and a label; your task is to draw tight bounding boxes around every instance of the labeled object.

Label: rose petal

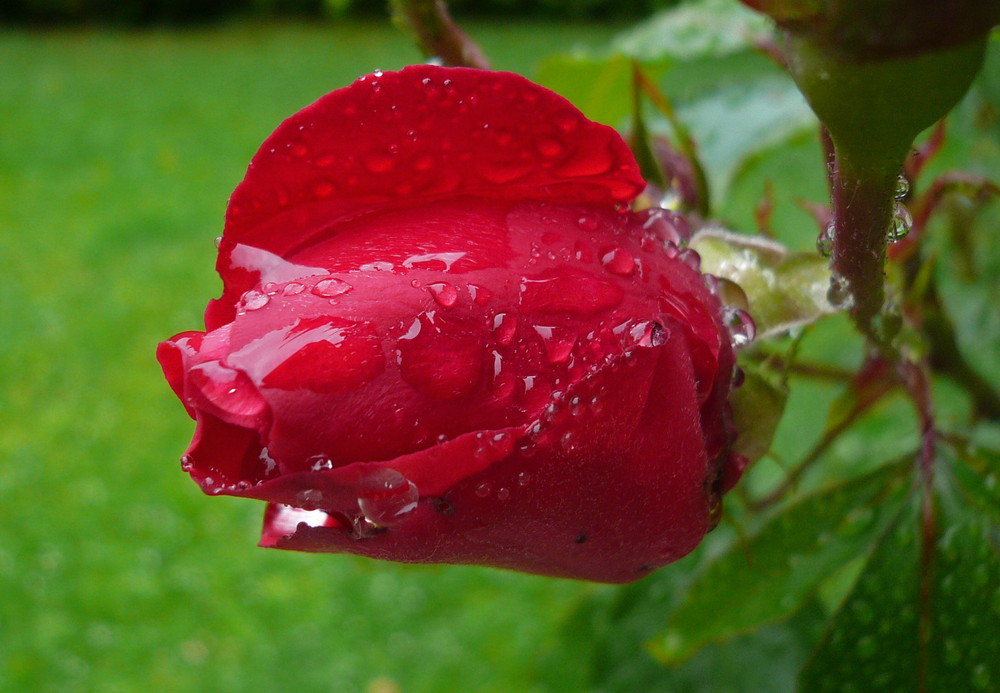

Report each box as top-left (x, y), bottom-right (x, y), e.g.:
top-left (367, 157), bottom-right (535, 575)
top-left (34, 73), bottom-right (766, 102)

top-left (209, 66), bottom-right (644, 324)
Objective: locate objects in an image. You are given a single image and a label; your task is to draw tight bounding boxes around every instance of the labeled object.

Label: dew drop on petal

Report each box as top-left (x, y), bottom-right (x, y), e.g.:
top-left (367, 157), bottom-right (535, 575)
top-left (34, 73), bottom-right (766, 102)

top-left (241, 289), bottom-right (270, 312)
top-left (308, 455), bottom-right (334, 471)
top-left (676, 248), bottom-right (701, 271)
top-left (560, 431), bottom-right (580, 453)
top-left (475, 482), bottom-right (492, 498)
top-left (426, 282), bottom-right (459, 308)
top-left (296, 489), bottom-right (325, 511)
top-left (533, 325), bottom-right (576, 364)
top-left (492, 313), bottom-right (517, 345)
top-left (356, 468), bottom-right (419, 527)
top-left (312, 277), bottom-right (353, 298)
top-left (600, 245), bottom-right (635, 276)
top-left (468, 284), bottom-right (492, 306)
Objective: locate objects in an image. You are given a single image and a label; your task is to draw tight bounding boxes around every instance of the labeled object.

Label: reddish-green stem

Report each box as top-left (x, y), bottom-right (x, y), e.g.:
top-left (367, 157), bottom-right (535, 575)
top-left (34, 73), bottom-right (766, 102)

top-left (829, 152), bottom-right (900, 340)
top-left (390, 0), bottom-right (490, 69)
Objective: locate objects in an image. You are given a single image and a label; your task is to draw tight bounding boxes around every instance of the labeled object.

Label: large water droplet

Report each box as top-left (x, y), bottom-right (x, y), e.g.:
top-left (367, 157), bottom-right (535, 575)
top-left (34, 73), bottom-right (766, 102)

top-left (723, 307), bottom-right (756, 349)
top-left (426, 282), bottom-right (459, 308)
top-left (296, 488), bottom-right (325, 511)
top-left (827, 274), bottom-right (854, 309)
top-left (356, 468), bottom-right (419, 527)
top-left (312, 277), bottom-right (353, 298)
top-left (533, 325), bottom-right (576, 364)
top-left (600, 245), bottom-right (636, 276)
top-left (519, 268), bottom-right (623, 315)
top-left (817, 222), bottom-right (835, 257)
top-left (676, 248), bottom-right (701, 271)
top-left (397, 312), bottom-right (484, 399)
top-left (240, 289), bottom-right (270, 312)
top-left (894, 173), bottom-right (910, 199)
top-left (888, 201), bottom-right (912, 242)
top-left (560, 431), bottom-right (580, 453)
top-left (308, 455), bottom-right (334, 471)
top-left (624, 319), bottom-right (668, 348)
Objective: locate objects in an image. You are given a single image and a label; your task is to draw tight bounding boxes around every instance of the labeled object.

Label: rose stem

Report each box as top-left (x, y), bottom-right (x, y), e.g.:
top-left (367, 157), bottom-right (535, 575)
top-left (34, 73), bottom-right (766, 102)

top-left (389, 0), bottom-right (490, 69)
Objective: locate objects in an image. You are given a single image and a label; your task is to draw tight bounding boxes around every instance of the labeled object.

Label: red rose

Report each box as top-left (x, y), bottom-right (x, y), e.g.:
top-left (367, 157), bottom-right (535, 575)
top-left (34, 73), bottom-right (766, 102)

top-left (157, 66), bottom-right (743, 583)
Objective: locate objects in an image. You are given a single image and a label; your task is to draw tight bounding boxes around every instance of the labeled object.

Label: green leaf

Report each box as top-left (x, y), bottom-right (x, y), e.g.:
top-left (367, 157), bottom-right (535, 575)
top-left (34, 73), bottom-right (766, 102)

top-left (674, 78), bottom-right (816, 202)
top-left (612, 0), bottom-right (772, 63)
top-left (691, 228), bottom-right (836, 338)
top-left (649, 464), bottom-right (906, 665)
top-left (800, 450), bottom-right (1000, 692)
top-left (535, 54), bottom-right (643, 129)
top-left (730, 360), bottom-right (789, 463)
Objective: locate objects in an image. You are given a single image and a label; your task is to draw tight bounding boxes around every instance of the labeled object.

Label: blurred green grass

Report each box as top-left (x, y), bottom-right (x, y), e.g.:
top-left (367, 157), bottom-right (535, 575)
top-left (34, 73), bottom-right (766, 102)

top-left (0, 19), bottom-right (625, 693)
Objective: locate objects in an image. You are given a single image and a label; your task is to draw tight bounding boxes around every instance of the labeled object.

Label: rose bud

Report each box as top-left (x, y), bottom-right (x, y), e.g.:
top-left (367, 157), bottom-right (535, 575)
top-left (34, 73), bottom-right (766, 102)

top-left (157, 66), bottom-right (745, 583)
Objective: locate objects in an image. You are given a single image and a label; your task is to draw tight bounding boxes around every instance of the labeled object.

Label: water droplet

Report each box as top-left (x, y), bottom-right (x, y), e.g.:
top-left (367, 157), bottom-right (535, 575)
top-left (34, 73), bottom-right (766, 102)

top-left (492, 313), bottom-right (517, 345)
top-left (894, 173), bottom-right (910, 199)
top-left (356, 468), bottom-right (419, 527)
top-left (723, 307), bottom-right (756, 349)
top-left (426, 282), bottom-right (459, 307)
top-left (817, 222), bottom-right (835, 257)
top-left (308, 455), bottom-right (334, 471)
top-left (296, 489), bottom-right (325, 511)
top-left (716, 277), bottom-right (750, 312)
top-left (517, 471), bottom-right (531, 486)
top-left (676, 248), bottom-right (701, 271)
top-left (470, 284), bottom-right (492, 306)
top-left (624, 319), bottom-right (668, 348)
top-left (397, 312), bottom-right (484, 399)
top-left (312, 277), bottom-right (353, 298)
top-left (888, 201), bottom-right (912, 242)
top-left (241, 289), bottom-right (270, 311)
top-left (214, 235), bottom-right (223, 249)
top-left (600, 245), bottom-right (635, 276)
top-left (589, 395), bottom-right (604, 414)
top-left (180, 455), bottom-right (193, 471)
top-left (496, 487), bottom-right (510, 501)
top-left (282, 282), bottom-right (306, 296)
top-left (533, 325), bottom-right (576, 364)
top-left (560, 431), bottom-right (580, 453)
top-left (827, 274), bottom-right (854, 309)
top-left (401, 252), bottom-right (467, 272)
top-left (519, 268), bottom-right (623, 315)
top-left (475, 482), bottom-right (491, 498)
top-left (577, 216), bottom-right (598, 232)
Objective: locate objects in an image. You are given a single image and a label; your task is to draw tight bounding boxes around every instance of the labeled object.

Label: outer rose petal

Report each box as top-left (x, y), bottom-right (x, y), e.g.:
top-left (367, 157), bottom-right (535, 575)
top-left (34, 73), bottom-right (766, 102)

top-left (158, 66), bottom-right (741, 583)
top-left (208, 65), bottom-right (645, 328)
